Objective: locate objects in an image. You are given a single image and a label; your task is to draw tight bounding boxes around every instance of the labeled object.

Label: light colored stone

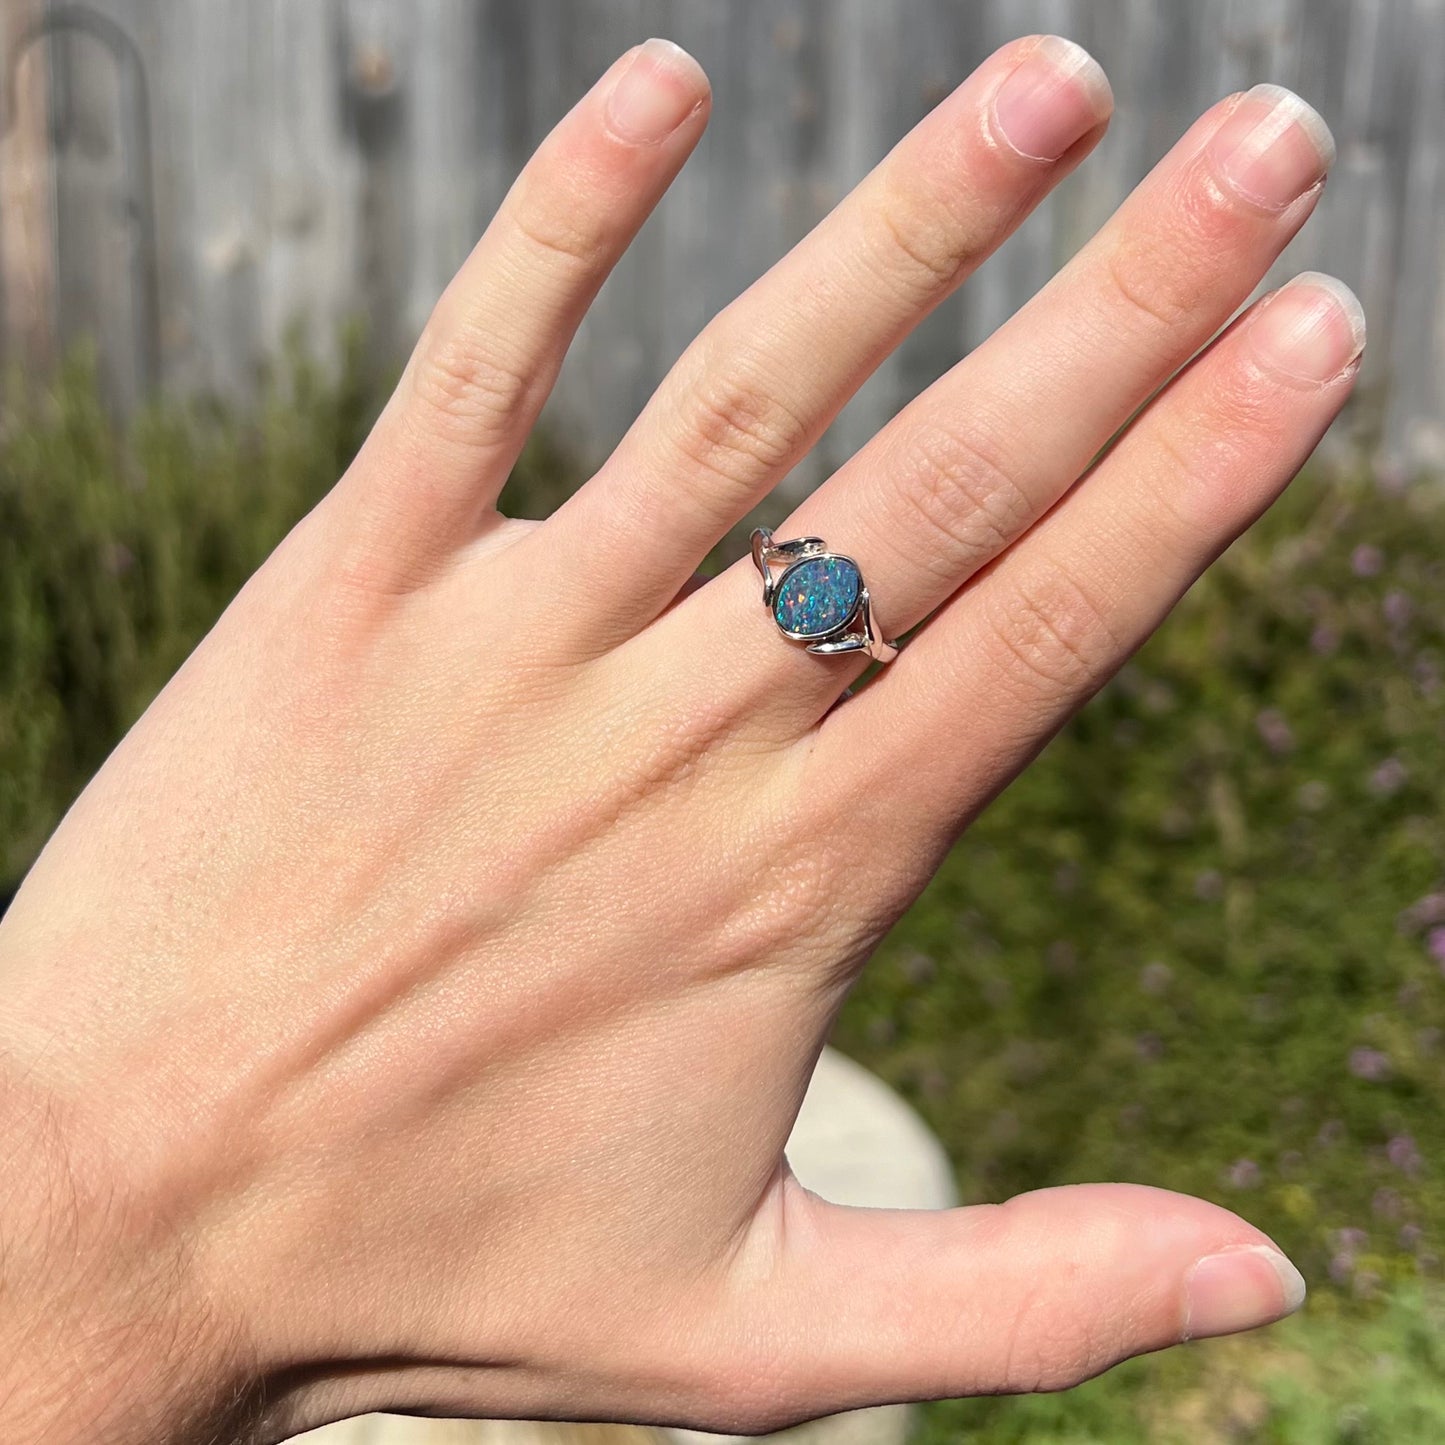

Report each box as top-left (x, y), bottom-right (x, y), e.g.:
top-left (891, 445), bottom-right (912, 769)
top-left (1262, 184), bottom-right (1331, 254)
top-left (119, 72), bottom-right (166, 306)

top-left (292, 1050), bottom-right (954, 1445)
top-left (296, 1421), bottom-right (659, 1445)
top-left (784, 1047), bottom-right (956, 1215)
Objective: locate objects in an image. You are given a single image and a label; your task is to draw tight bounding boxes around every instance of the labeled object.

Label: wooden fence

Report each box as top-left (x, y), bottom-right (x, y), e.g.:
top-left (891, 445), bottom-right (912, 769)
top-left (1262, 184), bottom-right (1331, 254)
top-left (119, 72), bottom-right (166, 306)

top-left (1, 0), bottom-right (1442, 486)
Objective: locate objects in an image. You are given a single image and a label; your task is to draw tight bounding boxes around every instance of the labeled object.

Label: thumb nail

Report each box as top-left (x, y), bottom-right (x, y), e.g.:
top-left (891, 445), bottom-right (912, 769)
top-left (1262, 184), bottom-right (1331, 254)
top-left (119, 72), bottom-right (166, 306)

top-left (1183, 1244), bottom-right (1307, 1341)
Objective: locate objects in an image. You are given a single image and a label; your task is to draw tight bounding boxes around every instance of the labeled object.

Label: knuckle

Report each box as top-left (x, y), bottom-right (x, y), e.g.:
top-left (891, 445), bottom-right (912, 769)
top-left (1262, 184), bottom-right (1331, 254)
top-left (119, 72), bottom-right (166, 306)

top-left (984, 565), bottom-right (1120, 701)
top-left (862, 184), bottom-right (976, 304)
top-left (861, 195), bottom-right (965, 302)
top-left (899, 418), bottom-right (1035, 571)
top-left (972, 1199), bottom-right (1129, 1394)
top-left (669, 349), bottom-right (811, 494)
top-left (1103, 178), bottom-right (1248, 336)
top-left (408, 317), bottom-right (539, 447)
top-left (509, 185), bottom-right (607, 272)
top-left (1137, 416), bottom-right (1266, 543)
top-left (1103, 239), bottom-right (1198, 333)
top-left (1142, 423), bottom-right (1225, 531)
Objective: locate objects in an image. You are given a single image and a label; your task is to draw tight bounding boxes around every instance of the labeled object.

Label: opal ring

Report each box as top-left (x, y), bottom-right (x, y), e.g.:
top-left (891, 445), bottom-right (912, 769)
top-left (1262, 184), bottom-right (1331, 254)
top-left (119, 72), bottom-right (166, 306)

top-left (750, 527), bottom-right (900, 663)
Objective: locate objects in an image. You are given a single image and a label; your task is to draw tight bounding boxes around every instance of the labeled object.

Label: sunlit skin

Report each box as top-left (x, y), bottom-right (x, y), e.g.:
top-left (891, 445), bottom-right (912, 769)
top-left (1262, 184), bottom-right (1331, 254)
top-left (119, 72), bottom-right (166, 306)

top-left (0, 35), bottom-right (1361, 1445)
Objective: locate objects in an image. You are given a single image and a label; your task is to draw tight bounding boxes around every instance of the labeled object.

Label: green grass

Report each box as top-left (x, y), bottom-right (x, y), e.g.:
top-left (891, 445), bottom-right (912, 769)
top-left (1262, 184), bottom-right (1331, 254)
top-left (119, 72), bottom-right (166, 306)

top-left (3, 361), bottom-right (1445, 1436)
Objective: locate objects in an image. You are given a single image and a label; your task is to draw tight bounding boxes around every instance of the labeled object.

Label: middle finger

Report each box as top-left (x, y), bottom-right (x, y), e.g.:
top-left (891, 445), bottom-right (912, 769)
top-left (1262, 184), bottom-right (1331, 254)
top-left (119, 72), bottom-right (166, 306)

top-left (539, 36), bottom-right (1114, 650)
top-left (667, 83), bottom-right (1334, 732)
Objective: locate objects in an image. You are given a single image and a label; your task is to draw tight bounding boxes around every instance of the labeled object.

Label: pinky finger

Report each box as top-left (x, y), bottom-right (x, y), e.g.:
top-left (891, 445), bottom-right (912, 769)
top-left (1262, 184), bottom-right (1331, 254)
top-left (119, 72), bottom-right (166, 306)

top-left (822, 271), bottom-right (1364, 850)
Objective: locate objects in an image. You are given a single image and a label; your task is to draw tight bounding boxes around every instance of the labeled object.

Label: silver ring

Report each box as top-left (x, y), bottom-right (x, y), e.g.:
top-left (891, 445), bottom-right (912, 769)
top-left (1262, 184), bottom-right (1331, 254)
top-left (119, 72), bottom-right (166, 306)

top-left (750, 527), bottom-right (900, 663)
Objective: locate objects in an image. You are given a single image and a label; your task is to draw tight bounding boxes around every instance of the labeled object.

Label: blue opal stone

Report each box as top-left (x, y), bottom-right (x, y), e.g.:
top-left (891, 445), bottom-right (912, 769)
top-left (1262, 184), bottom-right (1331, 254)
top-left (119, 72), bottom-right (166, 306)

top-left (772, 555), bottom-right (862, 639)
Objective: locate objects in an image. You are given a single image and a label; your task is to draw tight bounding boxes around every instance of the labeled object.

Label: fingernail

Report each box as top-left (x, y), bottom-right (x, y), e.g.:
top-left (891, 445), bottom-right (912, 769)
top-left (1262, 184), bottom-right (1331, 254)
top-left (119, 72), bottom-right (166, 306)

top-left (605, 38), bottom-right (708, 144)
top-left (992, 36), bottom-right (1113, 161)
top-left (1252, 272), bottom-right (1367, 382)
top-left (1184, 1244), bottom-right (1307, 1341)
top-left (1209, 84), bottom-right (1335, 208)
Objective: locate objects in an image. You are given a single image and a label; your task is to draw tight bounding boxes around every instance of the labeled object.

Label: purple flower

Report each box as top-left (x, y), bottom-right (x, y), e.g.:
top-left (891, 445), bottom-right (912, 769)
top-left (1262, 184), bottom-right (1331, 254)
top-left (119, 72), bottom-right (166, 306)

top-left (1139, 961), bottom-right (1172, 996)
top-left (1383, 590), bottom-right (1415, 628)
top-left (1310, 622), bottom-right (1340, 656)
top-left (899, 950), bottom-right (935, 985)
top-left (1336, 1226), bottom-right (1369, 1253)
top-left (1352, 543), bottom-right (1385, 577)
top-left (1224, 1158), bottom-right (1260, 1190)
top-left (1256, 708), bottom-right (1294, 755)
top-left (1373, 1187), bottom-right (1403, 1221)
top-left (1400, 893), bottom-right (1445, 935)
top-left (1194, 869), bottom-right (1224, 902)
top-left (865, 1015), bottom-right (897, 1048)
top-left (1353, 1269), bottom-right (1382, 1299)
top-left (1376, 461), bottom-right (1409, 495)
top-left (1387, 1134), bottom-right (1422, 1175)
top-left (1328, 1251), bottom-right (1356, 1286)
top-left (1140, 680), bottom-right (1176, 715)
top-left (1428, 927), bottom-right (1445, 968)
top-left (1400, 1223), bottom-right (1424, 1252)
top-left (1135, 1032), bottom-right (1164, 1062)
top-left (1317, 1119), bottom-right (1346, 1148)
top-left (1349, 1047), bottom-right (1392, 1082)
top-left (1369, 758), bottom-right (1408, 796)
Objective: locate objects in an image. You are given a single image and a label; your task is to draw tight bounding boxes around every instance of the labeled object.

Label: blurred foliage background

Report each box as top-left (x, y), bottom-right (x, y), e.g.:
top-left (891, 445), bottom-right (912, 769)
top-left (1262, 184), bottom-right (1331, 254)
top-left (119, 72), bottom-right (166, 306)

top-left (1, 352), bottom-right (1444, 1441)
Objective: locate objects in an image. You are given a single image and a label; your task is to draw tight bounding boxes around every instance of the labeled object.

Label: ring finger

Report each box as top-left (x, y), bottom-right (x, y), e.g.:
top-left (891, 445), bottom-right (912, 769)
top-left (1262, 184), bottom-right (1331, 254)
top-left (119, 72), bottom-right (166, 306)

top-left (653, 83), bottom-right (1334, 731)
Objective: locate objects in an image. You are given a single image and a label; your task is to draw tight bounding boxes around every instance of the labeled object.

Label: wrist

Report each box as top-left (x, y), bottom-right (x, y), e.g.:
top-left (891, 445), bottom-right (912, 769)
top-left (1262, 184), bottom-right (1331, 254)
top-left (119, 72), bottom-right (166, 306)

top-left (0, 1053), bottom-right (254, 1445)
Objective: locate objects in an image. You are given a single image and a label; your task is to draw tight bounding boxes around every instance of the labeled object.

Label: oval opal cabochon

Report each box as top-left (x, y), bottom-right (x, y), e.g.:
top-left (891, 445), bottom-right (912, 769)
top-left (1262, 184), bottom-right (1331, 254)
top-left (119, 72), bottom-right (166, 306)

top-left (772, 555), bottom-right (862, 639)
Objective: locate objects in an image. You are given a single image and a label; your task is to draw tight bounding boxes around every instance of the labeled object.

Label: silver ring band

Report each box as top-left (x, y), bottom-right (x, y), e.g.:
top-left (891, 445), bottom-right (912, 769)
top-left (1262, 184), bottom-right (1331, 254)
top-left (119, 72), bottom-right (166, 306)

top-left (750, 527), bottom-right (900, 663)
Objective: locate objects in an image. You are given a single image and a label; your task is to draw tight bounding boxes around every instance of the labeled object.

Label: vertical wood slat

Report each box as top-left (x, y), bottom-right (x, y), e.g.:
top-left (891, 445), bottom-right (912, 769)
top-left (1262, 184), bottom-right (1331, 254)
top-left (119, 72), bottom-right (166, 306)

top-left (1, 0), bottom-right (1442, 478)
top-left (1385, 0), bottom-right (1445, 470)
top-left (0, 0), bottom-right (56, 376)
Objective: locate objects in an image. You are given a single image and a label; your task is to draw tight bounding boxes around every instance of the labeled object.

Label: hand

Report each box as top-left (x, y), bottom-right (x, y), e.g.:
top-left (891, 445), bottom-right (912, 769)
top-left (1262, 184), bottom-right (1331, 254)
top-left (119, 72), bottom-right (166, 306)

top-left (0, 35), bottom-right (1359, 1444)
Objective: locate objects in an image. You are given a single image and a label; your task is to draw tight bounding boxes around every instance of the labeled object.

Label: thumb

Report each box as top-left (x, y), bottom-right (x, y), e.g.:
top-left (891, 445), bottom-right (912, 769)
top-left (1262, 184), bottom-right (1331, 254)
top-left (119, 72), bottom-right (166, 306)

top-left (714, 1181), bottom-right (1304, 1430)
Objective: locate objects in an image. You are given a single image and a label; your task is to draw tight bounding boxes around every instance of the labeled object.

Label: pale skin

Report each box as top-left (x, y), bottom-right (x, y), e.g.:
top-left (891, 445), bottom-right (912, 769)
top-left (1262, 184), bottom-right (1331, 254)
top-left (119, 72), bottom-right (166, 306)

top-left (0, 34), bottom-right (1364, 1445)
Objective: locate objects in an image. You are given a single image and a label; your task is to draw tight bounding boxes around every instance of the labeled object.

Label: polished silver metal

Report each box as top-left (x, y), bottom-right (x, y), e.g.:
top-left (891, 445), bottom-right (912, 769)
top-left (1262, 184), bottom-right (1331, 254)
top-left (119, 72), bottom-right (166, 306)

top-left (750, 527), bottom-right (900, 663)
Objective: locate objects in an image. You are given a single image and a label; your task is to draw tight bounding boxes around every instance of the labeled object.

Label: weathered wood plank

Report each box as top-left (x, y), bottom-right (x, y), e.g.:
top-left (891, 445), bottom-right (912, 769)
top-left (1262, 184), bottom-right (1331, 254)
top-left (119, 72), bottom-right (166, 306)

top-left (0, 0), bottom-right (56, 377)
top-left (2, 0), bottom-right (1441, 477)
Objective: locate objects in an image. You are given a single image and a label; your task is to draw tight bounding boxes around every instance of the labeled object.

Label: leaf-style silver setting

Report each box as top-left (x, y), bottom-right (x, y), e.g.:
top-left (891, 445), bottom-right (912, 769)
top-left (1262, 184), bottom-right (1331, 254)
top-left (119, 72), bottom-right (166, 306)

top-left (751, 527), bottom-right (827, 607)
top-left (749, 528), bottom-right (901, 664)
